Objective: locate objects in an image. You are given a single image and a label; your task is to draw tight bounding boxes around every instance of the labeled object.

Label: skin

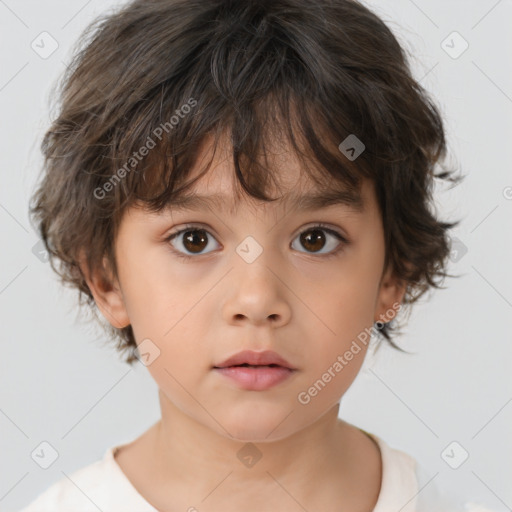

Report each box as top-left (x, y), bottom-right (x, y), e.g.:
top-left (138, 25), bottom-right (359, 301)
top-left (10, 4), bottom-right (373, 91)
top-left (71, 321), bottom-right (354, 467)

top-left (82, 135), bottom-right (406, 512)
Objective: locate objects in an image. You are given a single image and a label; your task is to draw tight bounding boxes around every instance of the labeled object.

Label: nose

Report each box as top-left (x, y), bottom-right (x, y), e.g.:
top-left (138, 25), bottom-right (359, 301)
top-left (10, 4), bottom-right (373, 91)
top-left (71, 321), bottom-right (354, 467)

top-left (222, 250), bottom-right (292, 328)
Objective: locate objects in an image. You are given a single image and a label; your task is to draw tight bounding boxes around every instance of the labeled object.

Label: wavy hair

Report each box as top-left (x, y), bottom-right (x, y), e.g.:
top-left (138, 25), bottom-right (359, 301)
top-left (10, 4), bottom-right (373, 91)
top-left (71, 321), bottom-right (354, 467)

top-left (29, 0), bottom-right (462, 364)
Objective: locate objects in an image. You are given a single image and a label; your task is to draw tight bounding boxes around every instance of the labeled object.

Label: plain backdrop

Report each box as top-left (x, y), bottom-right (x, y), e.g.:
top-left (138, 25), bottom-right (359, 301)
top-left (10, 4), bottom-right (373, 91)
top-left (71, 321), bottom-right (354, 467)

top-left (1, 0), bottom-right (511, 511)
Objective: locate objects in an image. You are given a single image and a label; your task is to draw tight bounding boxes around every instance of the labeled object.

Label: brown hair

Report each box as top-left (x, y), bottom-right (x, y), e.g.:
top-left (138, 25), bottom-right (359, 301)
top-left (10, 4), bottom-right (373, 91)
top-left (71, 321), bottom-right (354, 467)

top-left (29, 0), bottom-right (462, 365)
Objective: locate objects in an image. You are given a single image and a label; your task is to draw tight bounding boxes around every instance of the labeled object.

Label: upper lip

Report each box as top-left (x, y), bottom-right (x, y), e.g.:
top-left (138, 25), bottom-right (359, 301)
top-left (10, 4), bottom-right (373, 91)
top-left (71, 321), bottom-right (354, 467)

top-left (213, 350), bottom-right (296, 370)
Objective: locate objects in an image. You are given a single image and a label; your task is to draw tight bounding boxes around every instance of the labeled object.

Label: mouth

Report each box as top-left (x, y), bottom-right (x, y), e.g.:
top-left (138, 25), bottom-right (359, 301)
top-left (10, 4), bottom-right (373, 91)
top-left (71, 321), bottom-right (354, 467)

top-left (212, 350), bottom-right (297, 391)
top-left (213, 349), bottom-right (296, 370)
top-left (213, 365), bottom-right (295, 391)
top-left (214, 363), bottom-right (286, 369)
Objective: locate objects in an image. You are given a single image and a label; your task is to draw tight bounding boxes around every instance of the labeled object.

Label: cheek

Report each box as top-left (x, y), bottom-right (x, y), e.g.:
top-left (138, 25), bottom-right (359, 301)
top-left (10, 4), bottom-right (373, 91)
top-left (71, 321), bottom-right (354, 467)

top-left (295, 248), bottom-right (381, 382)
top-left (329, 236), bottom-right (384, 319)
top-left (117, 246), bottom-right (197, 336)
top-left (304, 263), bottom-right (380, 336)
top-left (119, 259), bottom-right (216, 375)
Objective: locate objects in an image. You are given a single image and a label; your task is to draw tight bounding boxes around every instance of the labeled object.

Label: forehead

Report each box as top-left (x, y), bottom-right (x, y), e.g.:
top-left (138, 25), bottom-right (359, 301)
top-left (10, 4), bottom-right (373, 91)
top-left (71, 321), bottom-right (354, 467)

top-left (166, 187), bottom-right (365, 216)
top-left (164, 134), bottom-right (367, 215)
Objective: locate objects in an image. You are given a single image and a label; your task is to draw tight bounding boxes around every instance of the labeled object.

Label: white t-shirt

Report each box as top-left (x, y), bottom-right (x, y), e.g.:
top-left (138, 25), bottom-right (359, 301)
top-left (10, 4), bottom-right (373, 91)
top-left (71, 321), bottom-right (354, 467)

top-left (18, 430), bottom-right (499, 512)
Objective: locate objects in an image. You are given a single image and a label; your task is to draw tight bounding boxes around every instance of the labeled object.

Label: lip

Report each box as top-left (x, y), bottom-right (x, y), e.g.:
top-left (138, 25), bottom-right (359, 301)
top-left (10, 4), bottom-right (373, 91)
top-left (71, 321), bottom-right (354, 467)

top-left (213, 350), bottom-right (296, 370)
top-left (214, 366), bottom-right (294, 391)
top-left (212, 350), bottom-right (297, 391)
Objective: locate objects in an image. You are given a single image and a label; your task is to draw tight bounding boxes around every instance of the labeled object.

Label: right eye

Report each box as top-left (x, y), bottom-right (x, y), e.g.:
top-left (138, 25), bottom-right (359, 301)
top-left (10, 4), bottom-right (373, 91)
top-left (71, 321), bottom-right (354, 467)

top-left (165, 225), bottom-right (220, 260)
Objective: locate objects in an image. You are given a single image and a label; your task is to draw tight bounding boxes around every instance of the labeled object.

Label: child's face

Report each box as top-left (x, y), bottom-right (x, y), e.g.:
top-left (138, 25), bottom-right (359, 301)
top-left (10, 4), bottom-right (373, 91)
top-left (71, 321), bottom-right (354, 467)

top-left (88, 136), bottom-right (405, 442)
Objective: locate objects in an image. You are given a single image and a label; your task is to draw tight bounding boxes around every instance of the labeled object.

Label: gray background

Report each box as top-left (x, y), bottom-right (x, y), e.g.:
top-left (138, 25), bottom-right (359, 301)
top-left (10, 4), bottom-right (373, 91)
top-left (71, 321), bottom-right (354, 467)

top-left (1, 0), bottom-right (511, 511)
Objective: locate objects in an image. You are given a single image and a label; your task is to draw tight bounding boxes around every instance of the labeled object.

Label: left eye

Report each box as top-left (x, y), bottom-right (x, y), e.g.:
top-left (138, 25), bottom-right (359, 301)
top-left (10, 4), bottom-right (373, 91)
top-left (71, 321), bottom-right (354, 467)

top-left (291, 225), bottom-right (346, 255)
top-left (166, 224), bottom-right (347, 259)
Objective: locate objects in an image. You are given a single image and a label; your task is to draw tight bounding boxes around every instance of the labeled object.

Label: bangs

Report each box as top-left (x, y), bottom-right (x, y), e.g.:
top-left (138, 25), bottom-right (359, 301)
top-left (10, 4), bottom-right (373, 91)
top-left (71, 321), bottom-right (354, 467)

top-left (109, 89), bottom-right (370, 223)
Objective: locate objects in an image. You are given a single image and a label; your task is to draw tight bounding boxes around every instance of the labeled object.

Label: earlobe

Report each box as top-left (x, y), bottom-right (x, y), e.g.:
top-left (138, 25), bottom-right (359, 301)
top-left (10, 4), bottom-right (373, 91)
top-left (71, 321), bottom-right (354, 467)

top-left (78, 252), bottom-right (131, 329)
top-left (374, 265), bottom-right (406, 324)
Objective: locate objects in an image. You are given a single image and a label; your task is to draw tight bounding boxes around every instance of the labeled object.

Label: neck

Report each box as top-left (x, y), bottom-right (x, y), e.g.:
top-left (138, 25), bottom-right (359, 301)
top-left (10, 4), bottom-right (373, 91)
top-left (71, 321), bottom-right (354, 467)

top-left (162, 394), bottom-right (347, 475)
top-left (116, 390), bottom-right (382, 512)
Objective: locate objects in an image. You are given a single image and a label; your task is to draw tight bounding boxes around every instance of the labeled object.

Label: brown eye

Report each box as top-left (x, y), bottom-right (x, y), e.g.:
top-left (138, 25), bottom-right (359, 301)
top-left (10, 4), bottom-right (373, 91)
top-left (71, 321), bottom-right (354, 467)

top-left (167, 223), bottom-right (347, 261)
top-left (300, 229), bottom-right (326, 252)
top-left (167, 227), bottom-right (219, 257)
top-left (292, 225), bottom-right (346, 256)
top-left (182, 229), bottom-right (208, 253)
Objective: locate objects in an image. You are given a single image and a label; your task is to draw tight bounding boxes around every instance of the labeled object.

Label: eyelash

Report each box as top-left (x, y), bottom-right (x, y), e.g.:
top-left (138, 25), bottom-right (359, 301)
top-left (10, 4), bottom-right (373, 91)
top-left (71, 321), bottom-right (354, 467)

top-left (165, 223), bottom-right (349, 262)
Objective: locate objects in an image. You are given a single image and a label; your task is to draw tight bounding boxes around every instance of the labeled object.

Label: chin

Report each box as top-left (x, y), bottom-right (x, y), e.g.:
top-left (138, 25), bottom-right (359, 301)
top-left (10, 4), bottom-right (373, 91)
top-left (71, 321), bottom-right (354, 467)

top-left (214, 405), bottom-right (302, 443)
top-left (223, 424), bottom-right (293, 443)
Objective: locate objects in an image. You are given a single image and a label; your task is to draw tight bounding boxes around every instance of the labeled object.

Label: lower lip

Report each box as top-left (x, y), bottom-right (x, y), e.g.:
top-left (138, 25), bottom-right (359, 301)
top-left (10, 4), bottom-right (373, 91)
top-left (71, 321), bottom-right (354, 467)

top-left (213, 366), bottom-right (295, 391)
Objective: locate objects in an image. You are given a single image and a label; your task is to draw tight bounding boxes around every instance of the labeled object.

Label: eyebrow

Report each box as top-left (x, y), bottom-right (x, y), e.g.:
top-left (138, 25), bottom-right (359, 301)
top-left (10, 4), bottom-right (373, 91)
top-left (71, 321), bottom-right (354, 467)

top-left (166, 188), bottom-right (364, 214)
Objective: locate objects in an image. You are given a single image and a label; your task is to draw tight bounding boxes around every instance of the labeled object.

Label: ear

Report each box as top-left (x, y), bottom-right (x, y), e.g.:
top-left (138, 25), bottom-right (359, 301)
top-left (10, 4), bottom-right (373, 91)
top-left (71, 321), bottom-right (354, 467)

top-left (78, 251), bottom-right (130, 329)
top-left (374, 263), bottom-right (407, 324)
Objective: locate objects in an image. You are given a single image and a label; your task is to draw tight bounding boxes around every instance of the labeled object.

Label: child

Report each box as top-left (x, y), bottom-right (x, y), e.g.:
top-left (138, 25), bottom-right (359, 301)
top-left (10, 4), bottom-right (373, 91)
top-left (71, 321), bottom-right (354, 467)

top-left (21, 0), bottom-right (498, 510)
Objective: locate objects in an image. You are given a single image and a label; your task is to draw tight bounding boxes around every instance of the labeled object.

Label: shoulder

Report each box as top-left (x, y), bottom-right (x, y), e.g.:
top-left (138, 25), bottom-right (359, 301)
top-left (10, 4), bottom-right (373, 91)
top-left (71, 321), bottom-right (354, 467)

top-left (18, 452), bottom-right (112, 512)
top-left (363, 430), bottom-right (420, 512)
top-left (361, 430), bottom-right (502, 512)
top-left (18, 444), bottom-right (156, 512)
top-left (18, 444), bottom-right (158, 512)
